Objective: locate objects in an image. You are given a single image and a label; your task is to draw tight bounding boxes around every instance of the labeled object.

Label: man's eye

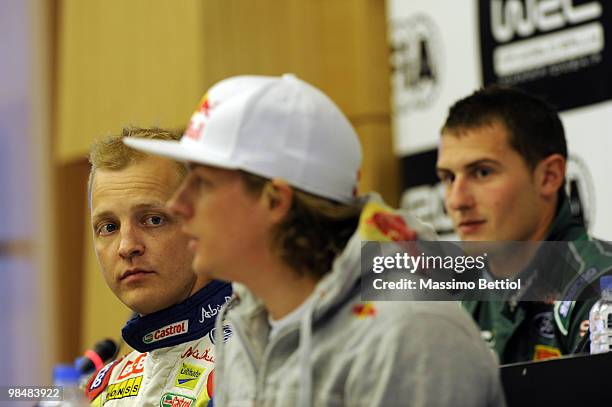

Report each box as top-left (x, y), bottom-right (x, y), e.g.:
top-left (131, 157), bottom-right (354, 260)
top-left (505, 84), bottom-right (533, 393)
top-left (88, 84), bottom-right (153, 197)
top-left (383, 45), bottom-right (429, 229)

top-left (438, 173), bottom-right (454, 185)
top-left (475, 167), bottom-right (492, 179)
top-left (98, 223), bottom-right (118, 236)
top-left (192, 174), bottom-right (211, 191)
top-left (143, 215), bottom-right (165, 227)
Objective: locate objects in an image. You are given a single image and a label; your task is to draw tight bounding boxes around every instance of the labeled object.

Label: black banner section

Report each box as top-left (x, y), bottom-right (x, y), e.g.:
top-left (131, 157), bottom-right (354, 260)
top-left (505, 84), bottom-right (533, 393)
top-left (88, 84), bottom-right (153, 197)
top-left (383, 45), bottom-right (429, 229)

top-left (361, 240), bottom-right (612, 301)
top-left (400, 149), bottom-right (455, 237)
top-left (400, 148), bottom-right (438, 189)
top-left (479, 0), bottom-right (612, 111)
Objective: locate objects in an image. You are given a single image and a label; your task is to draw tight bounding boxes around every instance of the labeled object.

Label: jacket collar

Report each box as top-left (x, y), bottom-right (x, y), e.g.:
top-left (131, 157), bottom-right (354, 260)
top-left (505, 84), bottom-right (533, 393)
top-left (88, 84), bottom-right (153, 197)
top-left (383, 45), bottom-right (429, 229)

top-left (546, 193), bottom-right (587, 241)
top-left (122, 280), bottom-right (232, 352)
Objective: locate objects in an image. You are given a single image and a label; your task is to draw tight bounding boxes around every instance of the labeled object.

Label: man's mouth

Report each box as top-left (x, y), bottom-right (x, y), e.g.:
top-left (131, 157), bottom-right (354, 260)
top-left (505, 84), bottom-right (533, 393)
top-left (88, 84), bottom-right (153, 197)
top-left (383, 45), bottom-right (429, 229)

top-left (120, 268), bottom-right (154, 281)
top-left (458, 219), bottom-right (486, 234)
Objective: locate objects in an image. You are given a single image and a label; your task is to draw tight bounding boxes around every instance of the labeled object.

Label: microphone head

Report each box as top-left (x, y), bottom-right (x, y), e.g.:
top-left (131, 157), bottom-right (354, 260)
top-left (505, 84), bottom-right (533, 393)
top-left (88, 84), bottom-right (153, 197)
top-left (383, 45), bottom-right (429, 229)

top-left (77, 338), bottom-right (119, 374)
top-left (94, 339), bottom-right (119, 360)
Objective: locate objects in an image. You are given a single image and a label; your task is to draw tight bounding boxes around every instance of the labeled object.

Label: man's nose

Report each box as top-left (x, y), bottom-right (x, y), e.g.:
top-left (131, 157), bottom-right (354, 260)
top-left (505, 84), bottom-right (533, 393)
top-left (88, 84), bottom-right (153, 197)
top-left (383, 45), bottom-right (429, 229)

top-left (445, 175), bottom-right (475, 212)
top-left (118, 224), bottom-right (145, 259)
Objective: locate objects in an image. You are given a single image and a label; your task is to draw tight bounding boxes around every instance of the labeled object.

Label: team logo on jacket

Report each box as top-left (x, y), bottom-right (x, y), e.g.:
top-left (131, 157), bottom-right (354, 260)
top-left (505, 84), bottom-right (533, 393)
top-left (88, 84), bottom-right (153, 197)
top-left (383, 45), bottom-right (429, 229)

top-left (175, 362), bottom-right (205, 390)
top-left (117, 353), bottom-right (147, 380)
top-left (85, 360), bottom-right (118, 401)
top-left (533, 345), bottom-right (561, 361)
top-left (208, 324), bottom-right (233, 344)
top-left (533, 312), bottom-right (555, 339)
top-left (143, 320), bottom-right (188, 344)
top-left (360, 202), bottom-right (417, 242)
top-left (199, 296), bottom-right (231, 323)
top-left (160, 392), bottom-right (195, 407)
top-left (181, 346), bottom-right (214, 363)
top-left (106, 376), bottom-right (143, 401)
top-left (352, 302), bottom-right (377, 319)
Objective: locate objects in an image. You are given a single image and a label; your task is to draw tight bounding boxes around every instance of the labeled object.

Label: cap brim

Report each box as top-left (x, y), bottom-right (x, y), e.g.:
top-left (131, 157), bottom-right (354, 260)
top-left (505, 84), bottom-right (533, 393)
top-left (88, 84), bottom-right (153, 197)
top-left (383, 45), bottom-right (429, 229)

top-left (123, 137), bottom-right (239, 170)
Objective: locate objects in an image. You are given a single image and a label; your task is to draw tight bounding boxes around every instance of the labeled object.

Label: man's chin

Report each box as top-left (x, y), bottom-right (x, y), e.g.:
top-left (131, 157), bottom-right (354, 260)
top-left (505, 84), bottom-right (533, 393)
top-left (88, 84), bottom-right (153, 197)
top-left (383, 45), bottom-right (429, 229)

top-left (120, 290), bottom-right (165, 316)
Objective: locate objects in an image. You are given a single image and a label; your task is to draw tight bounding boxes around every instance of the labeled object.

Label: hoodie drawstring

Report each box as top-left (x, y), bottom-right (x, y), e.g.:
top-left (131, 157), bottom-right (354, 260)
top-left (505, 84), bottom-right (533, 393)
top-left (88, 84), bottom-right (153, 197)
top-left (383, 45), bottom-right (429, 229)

top-left (215, 298), bottom-right (233, 406)
top-left (298, 297), bottom-right (317, 407)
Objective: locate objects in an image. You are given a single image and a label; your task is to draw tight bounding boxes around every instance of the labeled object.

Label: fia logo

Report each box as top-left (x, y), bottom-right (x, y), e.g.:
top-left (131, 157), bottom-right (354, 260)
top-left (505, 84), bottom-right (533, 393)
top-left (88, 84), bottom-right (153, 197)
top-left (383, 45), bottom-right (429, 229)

top-left (390, 13), bottom-right (443, 112)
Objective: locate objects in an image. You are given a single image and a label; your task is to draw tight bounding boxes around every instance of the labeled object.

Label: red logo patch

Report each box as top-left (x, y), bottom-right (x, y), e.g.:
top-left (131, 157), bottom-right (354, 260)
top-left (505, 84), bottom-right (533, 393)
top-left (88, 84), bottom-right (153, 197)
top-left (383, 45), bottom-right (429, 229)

top-left (117, 353), bottom-right (147, 380)
top-left (533, 345), bottom-right (561, 361)
top-left (85, 358), bottom-right (120, 401)
top-left (181, 346), bottom-right (215, 363)
top-left (352, 302), bottom-right (377, 319)
top-left (367, 212), bottom-right (417, 241)
top-left (198, 98), bottom-right (213, 116)
top-left (185, 96), bottom-right (219, 141)
top-left (207, 369), bottom-right (215, 398)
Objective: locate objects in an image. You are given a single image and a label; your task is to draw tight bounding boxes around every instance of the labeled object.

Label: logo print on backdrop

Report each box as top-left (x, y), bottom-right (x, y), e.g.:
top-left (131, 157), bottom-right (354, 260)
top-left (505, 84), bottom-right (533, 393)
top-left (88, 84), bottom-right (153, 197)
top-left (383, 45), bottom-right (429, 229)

top-left (399, 149), bottom-right (456, 239)
top-left (479, 0), bottom-right (608, 111)
top-left (389, 13), bottom-right (444, 112)
top-left (401, 182), bottom-right (456, 239)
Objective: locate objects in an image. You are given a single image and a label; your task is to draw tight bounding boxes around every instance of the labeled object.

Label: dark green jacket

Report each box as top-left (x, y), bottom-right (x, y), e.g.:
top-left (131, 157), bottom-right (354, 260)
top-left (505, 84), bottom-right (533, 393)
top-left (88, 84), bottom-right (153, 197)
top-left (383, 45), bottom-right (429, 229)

top-left (464, 196), bottom-right (612, 364)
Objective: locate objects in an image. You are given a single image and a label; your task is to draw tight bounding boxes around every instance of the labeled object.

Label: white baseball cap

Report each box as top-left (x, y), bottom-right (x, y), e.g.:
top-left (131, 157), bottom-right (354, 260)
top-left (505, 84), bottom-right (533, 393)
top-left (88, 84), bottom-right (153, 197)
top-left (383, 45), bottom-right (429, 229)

top-left (123, 74), bottom-right (362, 203)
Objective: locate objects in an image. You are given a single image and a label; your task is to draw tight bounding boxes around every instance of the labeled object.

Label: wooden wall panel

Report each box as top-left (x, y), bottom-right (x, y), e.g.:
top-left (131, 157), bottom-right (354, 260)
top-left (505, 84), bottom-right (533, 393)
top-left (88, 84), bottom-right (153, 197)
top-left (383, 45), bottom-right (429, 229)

top-left (53, 161), bottom-right (88, 363)
top-left (56, 0), bottom-right (207, 163)
top-left (356, 122), bottom-right (399, 204)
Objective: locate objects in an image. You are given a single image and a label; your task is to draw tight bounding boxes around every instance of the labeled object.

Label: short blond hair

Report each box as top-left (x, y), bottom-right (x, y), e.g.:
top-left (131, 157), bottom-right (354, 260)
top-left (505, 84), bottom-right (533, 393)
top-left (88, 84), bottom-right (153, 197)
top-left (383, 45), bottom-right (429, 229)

top-left (88, 127), bottom-right (185, 206)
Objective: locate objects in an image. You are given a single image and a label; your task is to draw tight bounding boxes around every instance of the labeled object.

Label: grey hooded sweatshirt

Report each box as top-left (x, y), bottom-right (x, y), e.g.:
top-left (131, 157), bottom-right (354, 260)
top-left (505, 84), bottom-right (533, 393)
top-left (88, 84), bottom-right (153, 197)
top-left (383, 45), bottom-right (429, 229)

top-left (213, 196), bottom-right (506, 406)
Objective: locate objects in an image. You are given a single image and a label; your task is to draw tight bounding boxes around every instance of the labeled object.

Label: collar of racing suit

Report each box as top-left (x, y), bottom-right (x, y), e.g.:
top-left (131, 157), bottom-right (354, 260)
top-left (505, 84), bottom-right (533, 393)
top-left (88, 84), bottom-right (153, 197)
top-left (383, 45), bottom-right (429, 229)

top-left (122, 280), bottom-right (233, 352)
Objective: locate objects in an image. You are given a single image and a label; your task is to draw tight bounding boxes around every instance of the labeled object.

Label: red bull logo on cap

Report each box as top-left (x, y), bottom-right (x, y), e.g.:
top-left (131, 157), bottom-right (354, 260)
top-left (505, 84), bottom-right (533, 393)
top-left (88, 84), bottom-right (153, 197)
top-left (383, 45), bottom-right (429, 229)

top-left (185, 94), bottom-right (218, 142)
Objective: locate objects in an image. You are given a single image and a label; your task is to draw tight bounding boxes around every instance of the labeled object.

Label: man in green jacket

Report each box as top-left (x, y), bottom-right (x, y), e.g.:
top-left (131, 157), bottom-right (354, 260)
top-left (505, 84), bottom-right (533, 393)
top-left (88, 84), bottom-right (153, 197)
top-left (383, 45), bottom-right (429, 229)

top-left (436, 85), bottom-right (612, 363)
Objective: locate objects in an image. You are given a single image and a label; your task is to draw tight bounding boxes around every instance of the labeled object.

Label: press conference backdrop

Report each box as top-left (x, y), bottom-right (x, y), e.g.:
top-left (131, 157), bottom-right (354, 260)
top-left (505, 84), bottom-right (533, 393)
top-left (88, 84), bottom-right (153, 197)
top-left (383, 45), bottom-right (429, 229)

top-left (388, 0), bottom-right (612, 241)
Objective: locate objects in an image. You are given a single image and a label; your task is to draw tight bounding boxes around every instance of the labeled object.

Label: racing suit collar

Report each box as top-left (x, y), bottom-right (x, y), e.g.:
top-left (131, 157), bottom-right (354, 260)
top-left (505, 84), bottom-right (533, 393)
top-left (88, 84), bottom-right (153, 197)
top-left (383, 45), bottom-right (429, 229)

top-left (122, 280), bottom-right (232, 352)
top-left (546, 193), bottom-right (587, 241)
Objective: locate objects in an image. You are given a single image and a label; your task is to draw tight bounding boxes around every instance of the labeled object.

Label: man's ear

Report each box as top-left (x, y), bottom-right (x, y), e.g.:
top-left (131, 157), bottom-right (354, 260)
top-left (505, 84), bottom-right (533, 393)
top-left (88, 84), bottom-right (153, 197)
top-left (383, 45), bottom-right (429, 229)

top-left (263, 179), bottom-right (293, 223)
top-left (535, 154), bottom-right (566, 199)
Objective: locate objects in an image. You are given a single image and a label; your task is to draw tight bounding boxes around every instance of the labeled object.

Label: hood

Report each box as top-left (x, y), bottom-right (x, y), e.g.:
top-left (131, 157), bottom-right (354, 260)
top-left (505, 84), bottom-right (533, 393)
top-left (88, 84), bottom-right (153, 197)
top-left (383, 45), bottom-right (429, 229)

top-left (227, 193), bottom-right (436, 323)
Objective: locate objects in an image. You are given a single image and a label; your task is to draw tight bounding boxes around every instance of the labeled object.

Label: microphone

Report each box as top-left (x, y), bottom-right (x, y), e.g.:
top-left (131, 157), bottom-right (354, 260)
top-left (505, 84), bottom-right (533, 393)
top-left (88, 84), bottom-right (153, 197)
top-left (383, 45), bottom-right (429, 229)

top-left (76, 338), bottom-right (119, 375)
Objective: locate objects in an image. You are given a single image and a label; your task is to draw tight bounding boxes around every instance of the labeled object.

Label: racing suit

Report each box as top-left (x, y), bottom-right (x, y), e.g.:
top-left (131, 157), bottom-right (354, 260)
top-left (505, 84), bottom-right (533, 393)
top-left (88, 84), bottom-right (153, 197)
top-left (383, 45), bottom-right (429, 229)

top-left (212, 195), bottom-right (506, 407)
top-left (464, 194), bottom-right (612, 363)
top-left (86, 281), bottom-right (232, 406)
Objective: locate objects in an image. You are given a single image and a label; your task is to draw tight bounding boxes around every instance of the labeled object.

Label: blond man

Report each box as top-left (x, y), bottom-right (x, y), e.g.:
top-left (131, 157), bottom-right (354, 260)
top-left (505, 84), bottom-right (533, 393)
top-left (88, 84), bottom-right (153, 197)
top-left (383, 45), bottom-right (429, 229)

top-left (85, 128), bottom-right (231, 406)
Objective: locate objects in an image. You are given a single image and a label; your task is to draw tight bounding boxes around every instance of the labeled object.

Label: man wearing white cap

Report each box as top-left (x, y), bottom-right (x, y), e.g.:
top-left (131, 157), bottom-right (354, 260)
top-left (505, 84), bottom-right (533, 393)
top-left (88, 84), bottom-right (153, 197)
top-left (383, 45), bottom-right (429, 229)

top-left (125, 74), bottom-right (506, 406)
